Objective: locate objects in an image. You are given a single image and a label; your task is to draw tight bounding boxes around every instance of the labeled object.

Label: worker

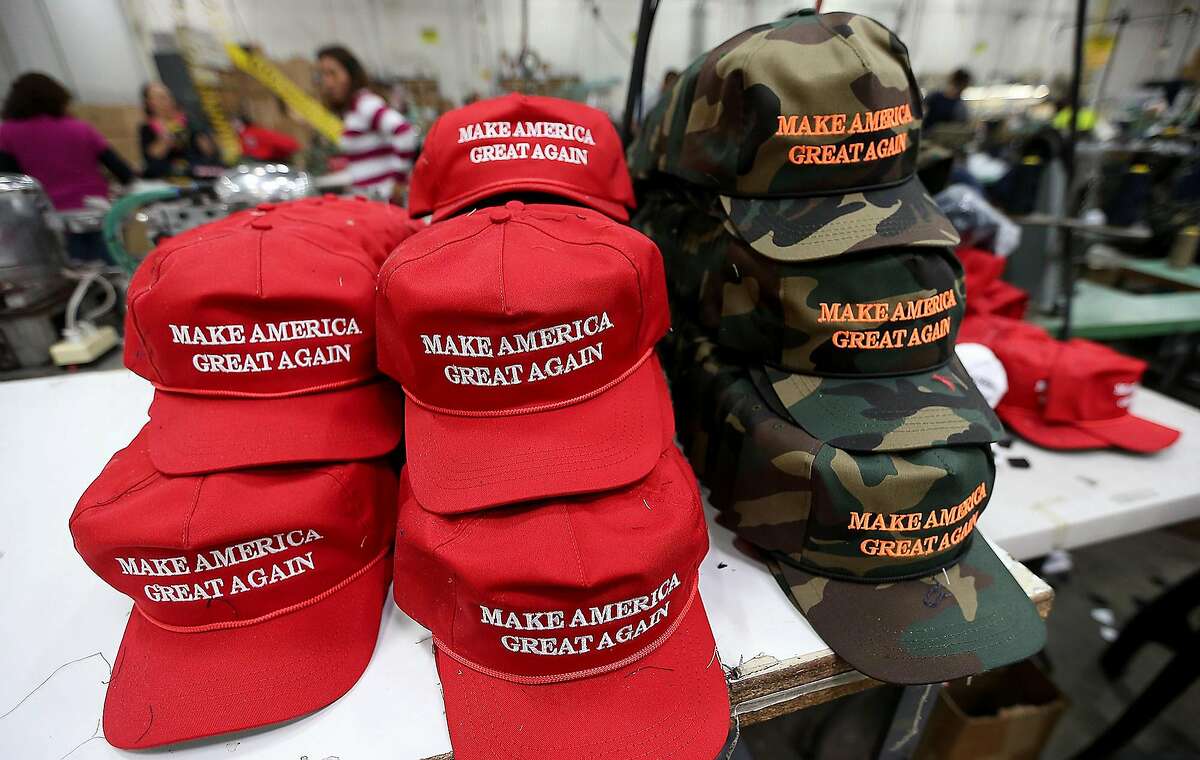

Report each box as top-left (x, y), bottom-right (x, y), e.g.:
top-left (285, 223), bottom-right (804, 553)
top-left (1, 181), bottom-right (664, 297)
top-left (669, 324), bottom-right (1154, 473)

top-left (139, 82), bottom-right (221, 179)
top-left (0, 71), bottom-right (135, 262)
top-left (924, 68), bottom-right (972, 132)
top-left (317, 45), bottom-right (417, 203)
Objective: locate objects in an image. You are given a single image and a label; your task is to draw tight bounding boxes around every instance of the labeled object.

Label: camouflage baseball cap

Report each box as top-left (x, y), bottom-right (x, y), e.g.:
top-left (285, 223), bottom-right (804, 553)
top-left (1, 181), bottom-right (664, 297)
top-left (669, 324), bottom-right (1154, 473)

top-left (640, 10), bottom-right (959, 261)
top-left (692, 360), bottom-right (1044, 684)
top-left (636, 194), bottom-right (1003, 452)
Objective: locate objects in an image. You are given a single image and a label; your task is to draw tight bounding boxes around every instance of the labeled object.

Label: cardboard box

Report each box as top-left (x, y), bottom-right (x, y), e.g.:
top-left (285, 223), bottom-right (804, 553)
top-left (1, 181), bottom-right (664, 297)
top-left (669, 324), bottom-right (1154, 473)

top-left (914, 661), bottom-right (1067, 760)
top-left (73, 104), bottom-right (145, 171)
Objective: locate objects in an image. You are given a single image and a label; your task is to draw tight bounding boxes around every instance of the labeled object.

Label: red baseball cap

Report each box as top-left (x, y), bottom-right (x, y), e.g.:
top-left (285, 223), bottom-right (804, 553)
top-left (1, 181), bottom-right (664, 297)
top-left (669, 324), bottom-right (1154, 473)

top-left (69, 429), bottom-right (396, 748)
top-left (393, 446), bottom-right (731, 760)
top-left (377, 201), bottom-right (673, 513)
top-left (125, 218), bottom-right (403, 475)
top-left (995, 338), bottom-right (1179, 452)
top-left (407, 94), bottom-right (636, 221)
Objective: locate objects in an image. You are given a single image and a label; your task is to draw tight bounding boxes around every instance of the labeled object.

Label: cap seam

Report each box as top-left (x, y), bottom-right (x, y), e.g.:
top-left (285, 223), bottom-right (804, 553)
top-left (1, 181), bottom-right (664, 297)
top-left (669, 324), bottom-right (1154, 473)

top-left (432, 179), bottom-right (626, 218)
top-left (150, 373), bottom-right (381, 399)
top-left (559, 504), bottom-right (591, 588)
top-left (180, 476), bottom-right (206, 549)
top-left (718, 173), bottom-right (915, 203)
top-left (498, 221), bottom-right (508, 314)
top-left (255, 230), bottom-right (264, 298)
top-left (126, 229), bottom-right (246, 385)
top-left (132, 548), bottom-right (388, 633)
top-left (404, 346), bottom-right (654, 418)
top-left (69, 468), bottom-right (162, 525)
top-left (378, 221), bottom-right (493, 295)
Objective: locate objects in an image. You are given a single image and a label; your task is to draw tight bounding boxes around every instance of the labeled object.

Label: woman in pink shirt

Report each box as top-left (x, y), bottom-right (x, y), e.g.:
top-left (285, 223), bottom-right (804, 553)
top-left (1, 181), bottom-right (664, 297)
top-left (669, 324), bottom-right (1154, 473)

top-left (0, 72), bottom-right (135, 262)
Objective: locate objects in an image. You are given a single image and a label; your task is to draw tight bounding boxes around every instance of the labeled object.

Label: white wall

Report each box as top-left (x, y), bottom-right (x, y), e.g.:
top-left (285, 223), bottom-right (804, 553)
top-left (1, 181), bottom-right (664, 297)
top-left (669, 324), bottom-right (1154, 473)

top-left (1, 0), bottom-right (1196, 113)
top-left (0, 0), bottom-right (149, 104)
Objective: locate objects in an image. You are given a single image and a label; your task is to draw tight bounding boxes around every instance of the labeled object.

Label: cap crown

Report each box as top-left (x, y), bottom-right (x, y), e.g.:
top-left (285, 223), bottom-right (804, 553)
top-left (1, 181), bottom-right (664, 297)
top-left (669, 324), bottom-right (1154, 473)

top-left (377, 203), bottom-right (669, 414)
top-left (651, 11), bottom-right (922, 197)
top-left (713, 376), bottom-right (994, 582)
top-left (408, 94), bottom-right (635, 218)
top-left (70, 434), bottom-right (396, 628)
top-left (714, 242), bottom-right (964, 376)
top-left (124, 225), bottom-right (381, 397)
top-left (1044, 340), bottom-right (1146, 423)
top-left (394, 448), bottom-right (708, 679)
top-left (992, 337), bottom-right (1054, 414)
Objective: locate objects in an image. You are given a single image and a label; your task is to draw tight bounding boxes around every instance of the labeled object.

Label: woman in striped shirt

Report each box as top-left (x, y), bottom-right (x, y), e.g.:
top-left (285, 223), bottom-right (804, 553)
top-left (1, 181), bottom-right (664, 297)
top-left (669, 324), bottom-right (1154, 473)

top-left (317, 45), bottom-right (418, 202)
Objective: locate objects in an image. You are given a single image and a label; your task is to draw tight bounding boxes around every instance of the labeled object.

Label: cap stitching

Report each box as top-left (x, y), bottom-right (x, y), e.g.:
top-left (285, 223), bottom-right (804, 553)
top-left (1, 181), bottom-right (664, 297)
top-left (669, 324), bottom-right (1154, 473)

top-left (180, 476), bottom-right (206, 549)
top-left (559, 504), bottom-right (590, 587)
top-left (68, 469), bottom-right (161, 526)
top-left (379, 221), bottom-right (494, 294)
top-left (150, 373), bottom-right (380, 399)
top-left (431, 179), bottom-right (627, 219)
top-left (255, 230), bottom-right (264, 297)
top-left (498, 221), bottom-right (508, 314)
top-left (405, 346), bottom-right (655, 418)
top-left (132, 548), bottom-right (388, 633)
top-left (432, 577), bottom-right (699, 685)
top-left (125, 228), bottom-right (245, 384)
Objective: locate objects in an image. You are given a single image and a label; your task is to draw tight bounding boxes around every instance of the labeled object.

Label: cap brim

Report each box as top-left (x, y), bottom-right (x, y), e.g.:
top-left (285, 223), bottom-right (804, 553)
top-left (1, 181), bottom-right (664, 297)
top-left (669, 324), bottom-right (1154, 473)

top-left (103, 556), bottom-right (389, 748)
top-left (435, 593), bottom-right (731, 760)
top-left (429, 181), bottom-right (631, 222)
top-left (147, 379), bottom-right (403, 475)
top-left (719, 175), bottom-right (959, 262)
top-left (1073, 414), bottom-right (1181, 453)
top-left (752, 356), bottom-right (1004, 453)
top-left (1003, 406), bottom-right (1181, 453)
top-left (768, 536), bottom-right (1045, 685)
top-left (405, 354), bottom-right (674, 513)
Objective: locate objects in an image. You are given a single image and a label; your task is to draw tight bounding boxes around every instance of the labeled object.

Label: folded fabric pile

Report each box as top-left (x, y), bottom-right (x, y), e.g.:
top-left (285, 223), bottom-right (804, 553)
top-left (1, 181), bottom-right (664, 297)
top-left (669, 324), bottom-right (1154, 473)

top-left (629, 9), bottom-right (1047, 685)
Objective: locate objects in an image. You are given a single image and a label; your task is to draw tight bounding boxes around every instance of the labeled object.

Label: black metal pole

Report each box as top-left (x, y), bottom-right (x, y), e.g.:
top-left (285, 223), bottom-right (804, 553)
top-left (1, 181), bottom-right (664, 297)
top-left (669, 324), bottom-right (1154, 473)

top-left (621, 0), bottom-right (659, 146)
top-left (1059, 0), bottom-right (1088, 340)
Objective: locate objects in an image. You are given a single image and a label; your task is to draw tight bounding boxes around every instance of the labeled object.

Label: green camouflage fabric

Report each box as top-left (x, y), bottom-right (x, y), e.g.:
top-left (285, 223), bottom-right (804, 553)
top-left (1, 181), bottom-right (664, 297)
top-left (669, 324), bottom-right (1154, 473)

top-left (711, 234), bottom-right (966, 376)
top-left (670, 340), bottom-right (1043, 685)
top-left (755, 358), bottom-right (1003, 452)
top-left (769, 537), bottom-right (1046, 685)
top-left (636, 188), bottom-right (1001, 451)
top-left (633, 10), bottom-right (959, 260)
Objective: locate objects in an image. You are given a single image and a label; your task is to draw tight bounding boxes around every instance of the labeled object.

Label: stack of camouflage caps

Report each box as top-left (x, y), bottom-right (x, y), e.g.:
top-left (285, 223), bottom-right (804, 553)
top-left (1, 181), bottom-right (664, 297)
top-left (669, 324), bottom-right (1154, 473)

top-left (630, 10), bottom-right (1046, 685)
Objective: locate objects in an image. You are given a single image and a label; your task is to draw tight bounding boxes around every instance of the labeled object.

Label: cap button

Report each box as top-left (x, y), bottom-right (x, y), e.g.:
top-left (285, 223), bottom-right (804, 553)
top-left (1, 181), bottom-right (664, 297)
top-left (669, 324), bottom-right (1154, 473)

top-left (488, 207), bottom-right (511, 223)
top-left (250, 219), bottom-right (272, 230)
top-left (504, 200), bottom-right (524, 212)
top-left (256, 202), bottom-right (276, 211)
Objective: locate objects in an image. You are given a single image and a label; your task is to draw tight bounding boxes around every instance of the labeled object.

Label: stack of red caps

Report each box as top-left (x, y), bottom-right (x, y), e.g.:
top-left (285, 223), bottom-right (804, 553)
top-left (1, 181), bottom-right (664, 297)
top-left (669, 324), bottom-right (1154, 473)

top-left (378, 195), bottom-right (732, 757)
top-left (993, 337), bottom-right (1180, 452)
top-left (69, 197), bottom-right (418, 748)
top-left (956, 246), bottom-right (1030, 320)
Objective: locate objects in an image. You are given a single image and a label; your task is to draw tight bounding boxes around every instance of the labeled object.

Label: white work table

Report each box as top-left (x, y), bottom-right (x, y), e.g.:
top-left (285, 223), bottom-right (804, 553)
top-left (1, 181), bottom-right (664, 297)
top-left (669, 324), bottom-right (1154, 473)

top-left (2, 370), bottom-right (1196, 758)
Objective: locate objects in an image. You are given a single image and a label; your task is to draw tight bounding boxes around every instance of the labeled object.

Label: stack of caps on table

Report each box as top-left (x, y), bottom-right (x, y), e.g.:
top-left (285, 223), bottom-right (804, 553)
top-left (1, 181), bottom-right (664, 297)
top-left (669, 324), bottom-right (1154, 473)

top-left (380, 94), bottom-right (732, 759)
top-left (628, 10), bottom-right (1047, 685)
top-left (68, 196), bottom-right (418, 748)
